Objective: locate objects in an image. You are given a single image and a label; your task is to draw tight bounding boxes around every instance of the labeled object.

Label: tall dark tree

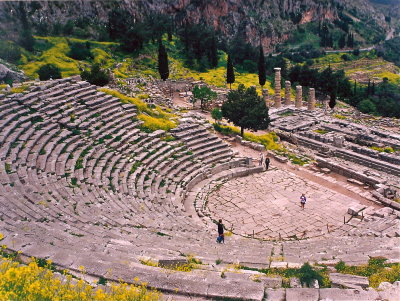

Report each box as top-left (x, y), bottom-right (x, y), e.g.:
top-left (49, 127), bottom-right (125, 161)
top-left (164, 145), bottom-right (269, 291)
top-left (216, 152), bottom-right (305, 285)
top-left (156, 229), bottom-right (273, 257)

top-left (366, 79), bottom-right (371, 96)
top-left (221, 84), bottom-right (270, 137)
top-left (354, 80), bottom-right (357, 95)
top-left (226, 54), bottom-right (235, 89)
top-left (338, 34), bottom-right (346, 49)
top-left (209, 34), bottom-right (219, 68)
top-left (258, 45), bottom-right (266, 87)
top-left (371, 81), bottom-right (375, 95)
top-left (158, 40), bottom-right (169, 81)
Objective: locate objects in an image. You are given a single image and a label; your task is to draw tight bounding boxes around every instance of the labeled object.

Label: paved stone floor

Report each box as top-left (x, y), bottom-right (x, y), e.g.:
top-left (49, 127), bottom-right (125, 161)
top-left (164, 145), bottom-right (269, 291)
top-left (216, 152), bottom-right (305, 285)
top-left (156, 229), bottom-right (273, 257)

top-left (207, 168), bottom-right (359, 240)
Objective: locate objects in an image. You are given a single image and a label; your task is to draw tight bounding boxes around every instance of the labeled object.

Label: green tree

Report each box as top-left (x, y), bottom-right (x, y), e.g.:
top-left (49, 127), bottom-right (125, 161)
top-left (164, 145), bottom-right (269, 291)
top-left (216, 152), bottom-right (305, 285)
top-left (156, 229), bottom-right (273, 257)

top-left (338, 34), bottom-right (346, 49)
top-left (258, 45), bottom-right (266, 87)
top-left (81, 64), bottom-right (109, 86)
top-left (209, 34), bottom-right (219, 68)
top-left (68, 41), bottom-right (92, 60)
top-left (221, 84), bottom-right (270, 137)
top-left (37, 64), bottom-right (62, 81)
top-left (158, 40), bottom-right (169, 81)
top-left (211, 108), bottom-right (223, 123)
top-left (358, 99), bottom-right (376, 114)
top-left (226, 54), bottom-right (235, 89)
top-left (18, 29), bottom-right (35, 52)
top-left (192, 85), bottom-right (217, 110)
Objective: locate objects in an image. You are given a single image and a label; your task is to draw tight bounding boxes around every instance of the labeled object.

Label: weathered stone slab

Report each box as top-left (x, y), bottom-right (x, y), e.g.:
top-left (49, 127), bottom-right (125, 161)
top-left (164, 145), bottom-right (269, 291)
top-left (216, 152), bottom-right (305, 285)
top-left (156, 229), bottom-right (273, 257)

top-left (329, 273), bottom-right (369, 289)
top-left (286, 288), bottom-right (319, 301)
top-left (265, 288), bottom-right (285, 301)
top-left (319, 288), bottom-right (380, 301)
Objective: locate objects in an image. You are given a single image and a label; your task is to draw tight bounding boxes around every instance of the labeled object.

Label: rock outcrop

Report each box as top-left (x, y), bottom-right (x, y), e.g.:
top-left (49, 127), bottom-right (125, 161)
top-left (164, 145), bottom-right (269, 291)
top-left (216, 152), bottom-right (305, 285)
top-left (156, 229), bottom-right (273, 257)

top-left (0, 0), bottom-right (392, 51)
top-left (0, 63), bottom-right (25, 83)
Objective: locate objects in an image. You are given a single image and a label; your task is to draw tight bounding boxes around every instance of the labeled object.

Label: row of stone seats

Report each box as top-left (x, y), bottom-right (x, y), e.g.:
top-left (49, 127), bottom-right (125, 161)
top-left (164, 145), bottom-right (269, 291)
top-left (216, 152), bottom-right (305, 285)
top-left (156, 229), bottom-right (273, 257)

top-left (1, 78), bottom-right (399, 299)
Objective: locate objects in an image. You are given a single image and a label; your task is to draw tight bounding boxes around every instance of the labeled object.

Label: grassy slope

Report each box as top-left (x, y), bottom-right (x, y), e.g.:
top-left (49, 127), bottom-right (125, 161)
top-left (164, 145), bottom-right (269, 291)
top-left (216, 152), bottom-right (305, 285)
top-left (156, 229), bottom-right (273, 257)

top-left (17, 36), bottom-right (274, 95)
top-left (12, 35), bottom-right (399, 91)
top-left (313, 52), bottom-right (400, 84)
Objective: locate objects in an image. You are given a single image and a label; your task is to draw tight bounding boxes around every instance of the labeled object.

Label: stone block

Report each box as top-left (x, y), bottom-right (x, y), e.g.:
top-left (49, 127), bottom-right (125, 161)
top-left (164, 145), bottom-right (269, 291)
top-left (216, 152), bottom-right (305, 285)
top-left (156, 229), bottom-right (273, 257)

top-left (158, 259), bottom-right (188, 269)
top-left (289, 277), bottom-right (302, 288)
top-left (270, 262), bottom-right (288, 268)
top-left (286, 288), bottom-right (319, 301)
top-left (319, 288), bottom-right (379, 301)
top-left (329, 273), bottom-right (369, 289)
top-left (265, 288), bottom-right (285, 301)
top-left (321, 168), bottom-right (331, 174)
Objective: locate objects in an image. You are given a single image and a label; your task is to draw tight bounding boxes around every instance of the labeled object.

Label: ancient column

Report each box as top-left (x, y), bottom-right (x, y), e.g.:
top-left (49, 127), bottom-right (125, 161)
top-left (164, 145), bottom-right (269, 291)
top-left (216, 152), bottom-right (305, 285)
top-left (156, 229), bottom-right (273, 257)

top-left (295, 85), bottom-right (302, 108)
top-left (284, 81), bottom-right (291, 106)
top-left (308, 88), bottom-right (316, 111)
top-left (263, 89), bottom-right (269, 108)
top-left (274, 68), bottom-right (281, 108)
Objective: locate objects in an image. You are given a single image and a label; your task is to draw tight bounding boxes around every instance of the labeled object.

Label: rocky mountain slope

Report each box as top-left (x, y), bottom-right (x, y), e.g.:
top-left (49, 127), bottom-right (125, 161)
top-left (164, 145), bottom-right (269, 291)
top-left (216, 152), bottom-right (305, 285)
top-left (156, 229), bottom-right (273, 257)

top-left (0, 0), bottom-right (395, 51)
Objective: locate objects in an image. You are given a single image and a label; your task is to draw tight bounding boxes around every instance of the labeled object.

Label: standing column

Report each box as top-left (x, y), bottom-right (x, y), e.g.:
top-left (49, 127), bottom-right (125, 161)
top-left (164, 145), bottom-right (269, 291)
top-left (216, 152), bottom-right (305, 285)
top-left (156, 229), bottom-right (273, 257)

top-left (263, 89), bottom-right (269, 108)
top-left (284, 81), bottom-right (291, 106)
top-left (295, 85), bottom-right (302, 108)
top-left (308, 88), bottom-right (316, 111)
top-left (274, 68), bottom-right (281, 108)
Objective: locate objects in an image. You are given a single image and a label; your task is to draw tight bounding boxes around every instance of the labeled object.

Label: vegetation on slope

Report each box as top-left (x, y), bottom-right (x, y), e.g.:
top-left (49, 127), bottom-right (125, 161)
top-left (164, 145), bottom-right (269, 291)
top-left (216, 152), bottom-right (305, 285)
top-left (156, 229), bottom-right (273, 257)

top-left (99, 88), bottom-right (177, 132)
top-left (0, 257), bottom-right (160, 300)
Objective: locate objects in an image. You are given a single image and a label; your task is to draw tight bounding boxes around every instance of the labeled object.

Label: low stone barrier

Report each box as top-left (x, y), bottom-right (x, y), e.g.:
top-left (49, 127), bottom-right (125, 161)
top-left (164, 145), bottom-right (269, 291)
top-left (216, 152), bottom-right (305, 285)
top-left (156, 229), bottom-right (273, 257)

top-left (316, 158), bottom-right (381, 187)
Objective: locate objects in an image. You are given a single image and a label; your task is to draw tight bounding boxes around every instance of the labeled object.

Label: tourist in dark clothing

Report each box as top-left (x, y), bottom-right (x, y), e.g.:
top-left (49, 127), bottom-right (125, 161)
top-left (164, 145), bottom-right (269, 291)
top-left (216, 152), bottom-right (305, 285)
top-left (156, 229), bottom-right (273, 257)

top-left (217, 219), bottom-right (224, 243)
top-left (265, 157), bottom-right (270, 170)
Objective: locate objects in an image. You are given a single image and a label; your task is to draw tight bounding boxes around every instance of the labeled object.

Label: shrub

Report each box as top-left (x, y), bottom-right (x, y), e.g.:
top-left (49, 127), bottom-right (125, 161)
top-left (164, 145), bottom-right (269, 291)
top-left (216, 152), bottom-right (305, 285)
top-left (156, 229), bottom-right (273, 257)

top-left (0, 41), bottom-right (21, 63)
top-left (67, 41), bottom-right (93, 60)
top-left (37, 64), bottom-right (62, 81)
top-left (81, 64), bottom-right (109, 86)
top-left (299, 263), bottom-right (323, 287)
top-left (0, 257), bottom-right (160, 300)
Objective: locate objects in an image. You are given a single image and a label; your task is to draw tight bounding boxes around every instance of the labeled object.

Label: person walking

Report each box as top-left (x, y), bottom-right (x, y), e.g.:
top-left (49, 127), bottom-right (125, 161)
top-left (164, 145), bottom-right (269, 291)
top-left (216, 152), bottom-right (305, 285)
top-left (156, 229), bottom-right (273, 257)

top-left (300, 194), bottom-right (307, 209)
top-left (265, 157), bottom-right (270, 170)
top-left (217, 219), bottom-right (224, 243)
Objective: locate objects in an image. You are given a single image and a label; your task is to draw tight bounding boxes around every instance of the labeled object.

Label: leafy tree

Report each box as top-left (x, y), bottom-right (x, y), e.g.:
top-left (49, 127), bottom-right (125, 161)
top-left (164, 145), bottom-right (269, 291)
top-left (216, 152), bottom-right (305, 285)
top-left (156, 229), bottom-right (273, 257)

top-left (37, 64), bottom-right (62, 81)
top-left (158, 40), bottom-right (169, 81)
top-left (358, 99), bottom-right (376, 114)
top-left (68, 41), bottom-right (92, 60)
top-left (192, 85), bottom-right (217, 110)
top-left (226, 54), bottom-right (235, 89)
top-left (211, 108), bottom-right (223, 123)
top-left (18, 29), bottom-right (35, 52)
top-left (81, 64), bottom-right (109, 86)
top-left (221, 84), bottom-right (270, 137)
top-left (258, 45), bottom-right (266, 87)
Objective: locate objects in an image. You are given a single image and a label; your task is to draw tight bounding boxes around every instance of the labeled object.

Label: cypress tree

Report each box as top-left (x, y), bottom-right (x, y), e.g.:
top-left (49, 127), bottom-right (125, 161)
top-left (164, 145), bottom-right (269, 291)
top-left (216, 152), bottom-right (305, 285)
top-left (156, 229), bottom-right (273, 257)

top-left (353, 80), bottom-right (357, 95)
top-left (226, 54), bottom-right (235, 89)
top-left (371, 81), bottom-right (375, 95)
top-left (258, 45), bottom-right (266, 87)
top-left (209, 35), bottom-right (219, 68)
top-left (367, 79), bottom-right (371, 96)
top-left (338, 34), bottom-right (346, 49)
top-left (158, 39), bottom-right (169, 81)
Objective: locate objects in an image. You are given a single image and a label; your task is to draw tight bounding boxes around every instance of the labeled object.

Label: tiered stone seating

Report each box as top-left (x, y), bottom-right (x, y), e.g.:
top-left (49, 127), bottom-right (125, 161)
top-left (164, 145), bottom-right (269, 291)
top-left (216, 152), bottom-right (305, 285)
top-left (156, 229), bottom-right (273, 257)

top-left (0, 78), bottom-right (399, 300)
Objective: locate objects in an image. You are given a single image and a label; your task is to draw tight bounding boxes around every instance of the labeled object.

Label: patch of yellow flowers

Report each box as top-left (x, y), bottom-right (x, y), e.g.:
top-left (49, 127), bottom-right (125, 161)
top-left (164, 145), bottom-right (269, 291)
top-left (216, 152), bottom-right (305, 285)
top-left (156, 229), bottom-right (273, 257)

top-left (0, 257), bottom-right (161, 301)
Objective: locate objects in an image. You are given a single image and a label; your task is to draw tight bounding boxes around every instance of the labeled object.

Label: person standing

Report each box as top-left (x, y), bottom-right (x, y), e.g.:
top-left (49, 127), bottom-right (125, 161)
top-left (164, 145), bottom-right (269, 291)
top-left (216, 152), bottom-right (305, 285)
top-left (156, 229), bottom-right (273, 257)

top-left (259, 152), bottom-right (264, 166)
top-left (300, 194), bottom-right (307, 209)
top-left (217, 219), bottom-right (224, 243)
top-left (265, 157), bottom-right (270, 170)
